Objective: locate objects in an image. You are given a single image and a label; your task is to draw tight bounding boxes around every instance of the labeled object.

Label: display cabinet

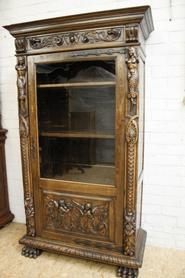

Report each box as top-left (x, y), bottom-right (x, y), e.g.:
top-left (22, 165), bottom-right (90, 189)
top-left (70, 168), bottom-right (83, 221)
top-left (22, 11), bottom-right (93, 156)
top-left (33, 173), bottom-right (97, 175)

top-left (4, 6), bottom-right (153, 277)
top-left (0, 114), bottom-right (14, 227)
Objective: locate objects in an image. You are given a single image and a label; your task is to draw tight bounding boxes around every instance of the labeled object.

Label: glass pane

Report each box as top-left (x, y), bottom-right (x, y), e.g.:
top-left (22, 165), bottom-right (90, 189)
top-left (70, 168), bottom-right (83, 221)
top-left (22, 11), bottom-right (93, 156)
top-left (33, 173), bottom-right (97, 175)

top-left (36, 60), bottom-right (115, 185)
top-left (37, 60), bottom-right (115, 84)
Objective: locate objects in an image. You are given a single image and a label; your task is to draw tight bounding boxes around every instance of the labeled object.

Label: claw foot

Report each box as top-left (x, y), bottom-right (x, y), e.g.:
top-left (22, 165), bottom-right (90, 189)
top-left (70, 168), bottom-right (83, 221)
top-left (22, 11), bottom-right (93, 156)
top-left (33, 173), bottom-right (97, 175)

top-left (117, 266), bottom-right (138, 278)
top-left (21, 246), bottom-right (42, 258)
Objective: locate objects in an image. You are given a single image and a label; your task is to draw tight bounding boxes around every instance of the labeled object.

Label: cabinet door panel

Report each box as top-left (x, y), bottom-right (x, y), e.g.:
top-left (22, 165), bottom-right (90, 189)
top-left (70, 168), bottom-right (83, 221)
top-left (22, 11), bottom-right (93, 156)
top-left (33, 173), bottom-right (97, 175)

top-left (41, 191), bottom-right (114, 241)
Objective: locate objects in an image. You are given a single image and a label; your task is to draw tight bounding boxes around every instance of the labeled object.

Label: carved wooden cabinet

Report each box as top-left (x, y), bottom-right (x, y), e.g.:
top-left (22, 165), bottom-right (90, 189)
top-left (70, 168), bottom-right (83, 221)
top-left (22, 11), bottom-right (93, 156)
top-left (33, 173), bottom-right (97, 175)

top-left (0, 114), bottom-right (14, 227)
top-left (4, 6), bottom-right (153, 277)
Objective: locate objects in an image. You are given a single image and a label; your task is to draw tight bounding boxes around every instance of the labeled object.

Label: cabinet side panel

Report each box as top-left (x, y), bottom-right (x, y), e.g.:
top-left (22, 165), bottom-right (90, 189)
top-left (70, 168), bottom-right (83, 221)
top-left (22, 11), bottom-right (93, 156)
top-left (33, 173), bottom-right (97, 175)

top-left (136, 56), bottom-right (145, 231)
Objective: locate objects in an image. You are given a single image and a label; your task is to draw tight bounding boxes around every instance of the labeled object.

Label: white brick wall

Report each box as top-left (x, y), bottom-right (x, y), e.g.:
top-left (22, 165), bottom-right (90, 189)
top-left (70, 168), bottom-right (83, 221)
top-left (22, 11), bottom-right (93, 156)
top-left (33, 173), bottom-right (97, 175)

top-left (0, 0), bottom-right (185, 250)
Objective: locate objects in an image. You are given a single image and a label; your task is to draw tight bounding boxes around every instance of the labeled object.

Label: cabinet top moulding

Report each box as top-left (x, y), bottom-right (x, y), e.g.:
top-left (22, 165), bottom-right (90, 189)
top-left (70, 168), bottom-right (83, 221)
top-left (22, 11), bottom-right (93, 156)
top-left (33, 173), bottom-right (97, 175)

top-left (3, 6), bottom-right (153, 55)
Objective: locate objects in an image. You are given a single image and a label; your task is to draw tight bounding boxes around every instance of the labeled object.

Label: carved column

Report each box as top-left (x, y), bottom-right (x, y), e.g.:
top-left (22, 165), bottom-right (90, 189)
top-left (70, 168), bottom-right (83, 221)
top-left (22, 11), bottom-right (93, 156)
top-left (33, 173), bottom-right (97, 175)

top-left (123, 47), bottom-right (139, 258)
top-left (15, 53), bottom-right (36, 237)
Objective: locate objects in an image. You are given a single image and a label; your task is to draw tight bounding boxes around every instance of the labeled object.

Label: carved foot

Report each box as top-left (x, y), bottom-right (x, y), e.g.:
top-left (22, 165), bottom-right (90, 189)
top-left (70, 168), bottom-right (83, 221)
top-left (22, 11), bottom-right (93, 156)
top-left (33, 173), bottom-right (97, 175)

top-left (117, 266), bottom-right (138, 278)
top-left (21, 246), bottom-right (42, 258)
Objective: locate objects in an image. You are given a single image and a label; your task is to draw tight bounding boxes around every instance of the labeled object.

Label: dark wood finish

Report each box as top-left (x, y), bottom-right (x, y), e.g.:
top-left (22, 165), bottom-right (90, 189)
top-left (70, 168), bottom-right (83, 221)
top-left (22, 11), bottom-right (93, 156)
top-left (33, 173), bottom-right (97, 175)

top-left (4, 6), bottom-right (153, 278)
top-left (0, 116), bottom-right (14, 227)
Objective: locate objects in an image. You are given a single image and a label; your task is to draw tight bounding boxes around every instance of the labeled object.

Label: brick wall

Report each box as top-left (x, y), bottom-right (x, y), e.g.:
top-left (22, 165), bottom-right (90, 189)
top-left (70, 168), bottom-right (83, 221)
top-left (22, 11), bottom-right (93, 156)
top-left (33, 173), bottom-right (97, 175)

top-left (0, 0), bottom-right (185, 249)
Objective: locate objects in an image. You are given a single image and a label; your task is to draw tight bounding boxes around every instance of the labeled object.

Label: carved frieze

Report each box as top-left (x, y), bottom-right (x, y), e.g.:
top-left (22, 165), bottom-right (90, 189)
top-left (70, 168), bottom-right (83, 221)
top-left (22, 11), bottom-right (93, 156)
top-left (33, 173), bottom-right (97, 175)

top-left (45, 196), bottom-right (109, 237)
top-left (28, 28), bottom-right (122, 50)
top-left (126, 47), bottom-right (139, 114)
top-left (16, 56), bottom-right (36, 237)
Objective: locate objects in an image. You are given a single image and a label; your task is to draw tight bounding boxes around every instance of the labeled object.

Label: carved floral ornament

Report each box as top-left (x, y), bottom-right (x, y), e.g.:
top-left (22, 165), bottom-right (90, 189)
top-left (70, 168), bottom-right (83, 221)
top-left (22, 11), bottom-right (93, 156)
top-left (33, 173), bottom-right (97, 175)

top-left (28, 28), bottom-right (122, 50)
top-left (25, 197), bottom-right (35, 237)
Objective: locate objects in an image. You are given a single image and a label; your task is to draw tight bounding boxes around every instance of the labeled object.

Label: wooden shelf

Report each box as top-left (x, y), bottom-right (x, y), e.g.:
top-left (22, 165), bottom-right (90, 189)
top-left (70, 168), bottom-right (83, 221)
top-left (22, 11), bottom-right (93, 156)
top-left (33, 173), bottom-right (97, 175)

top-left (40, 130), bottom-right (115, 139)
top-left (37, 81), bottom-right (115, 89)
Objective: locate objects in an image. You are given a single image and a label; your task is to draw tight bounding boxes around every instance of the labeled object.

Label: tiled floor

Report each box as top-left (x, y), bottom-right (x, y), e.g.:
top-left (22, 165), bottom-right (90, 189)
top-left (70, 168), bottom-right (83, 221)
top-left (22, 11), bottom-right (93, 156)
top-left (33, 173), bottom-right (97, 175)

top-left (0, 223), bottom-right (185, 278)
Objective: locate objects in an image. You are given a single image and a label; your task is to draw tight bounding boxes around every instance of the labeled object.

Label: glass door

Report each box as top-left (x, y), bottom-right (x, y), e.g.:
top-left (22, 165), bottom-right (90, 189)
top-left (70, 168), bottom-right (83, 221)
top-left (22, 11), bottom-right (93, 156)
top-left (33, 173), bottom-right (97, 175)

top-left (36, 60), bottom-right (116, 185)
top-left (28, 51), bottom-right (125, 250)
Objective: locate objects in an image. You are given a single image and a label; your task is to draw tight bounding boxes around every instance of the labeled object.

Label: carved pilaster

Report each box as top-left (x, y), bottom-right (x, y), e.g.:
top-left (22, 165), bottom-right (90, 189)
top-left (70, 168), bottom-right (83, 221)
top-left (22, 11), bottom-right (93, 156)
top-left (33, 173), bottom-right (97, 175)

top-left (124, 47), bottom-right (139, 257)
top-left (15, 56), bottom-right (35, 237)
top-left (124, 116), bottom-right (138, 257)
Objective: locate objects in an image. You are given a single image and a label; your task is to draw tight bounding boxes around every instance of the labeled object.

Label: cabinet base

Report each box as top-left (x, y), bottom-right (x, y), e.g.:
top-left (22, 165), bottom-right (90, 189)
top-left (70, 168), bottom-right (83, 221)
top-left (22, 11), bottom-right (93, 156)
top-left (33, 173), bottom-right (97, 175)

top-left (22, 245), bottom-right (42, 258)
top-left (117, 266), bottom-right (138, 278)
top-left (0, 211), bottom-right (14, 228)
top-left (19, 228), bottom-right (146, 269)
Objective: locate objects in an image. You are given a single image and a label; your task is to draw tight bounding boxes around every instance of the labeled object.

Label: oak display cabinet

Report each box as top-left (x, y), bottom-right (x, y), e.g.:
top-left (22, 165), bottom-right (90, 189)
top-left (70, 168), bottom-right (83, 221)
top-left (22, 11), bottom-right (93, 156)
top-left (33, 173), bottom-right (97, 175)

top-left (4, 6), bottom-right (153, 277)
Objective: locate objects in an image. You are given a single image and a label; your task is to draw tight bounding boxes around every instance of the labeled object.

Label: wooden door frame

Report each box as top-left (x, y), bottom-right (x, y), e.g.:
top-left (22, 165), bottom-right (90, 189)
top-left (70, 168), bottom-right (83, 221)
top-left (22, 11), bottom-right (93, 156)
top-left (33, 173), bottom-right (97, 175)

top-left (27, 49), bottom-right (127, 249)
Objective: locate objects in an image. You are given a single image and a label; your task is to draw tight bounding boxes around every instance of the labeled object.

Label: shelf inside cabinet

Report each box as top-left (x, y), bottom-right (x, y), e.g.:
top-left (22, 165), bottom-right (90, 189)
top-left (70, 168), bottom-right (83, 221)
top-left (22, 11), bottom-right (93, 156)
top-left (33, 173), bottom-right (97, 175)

top-left (37, 81), bottom-right (115, 89)
top-left (40, 130), bottom-right (115, 139)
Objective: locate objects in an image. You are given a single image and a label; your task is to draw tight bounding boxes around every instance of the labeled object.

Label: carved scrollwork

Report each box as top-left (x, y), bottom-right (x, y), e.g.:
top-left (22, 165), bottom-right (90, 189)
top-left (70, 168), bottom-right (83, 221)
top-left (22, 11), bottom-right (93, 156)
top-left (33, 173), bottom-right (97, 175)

top-left (15, 37), bottom-right (27, 53)
top-left (45, 197), bottom-right (109, 237)
top-left (28, 28), bottom-right (122, 50)
top-left (16, 56), bottom-right (36, 237)
top-left (126, 47), bottom-right (139, 113)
